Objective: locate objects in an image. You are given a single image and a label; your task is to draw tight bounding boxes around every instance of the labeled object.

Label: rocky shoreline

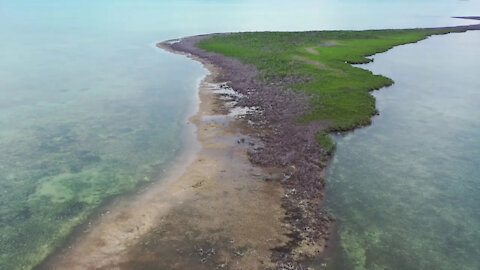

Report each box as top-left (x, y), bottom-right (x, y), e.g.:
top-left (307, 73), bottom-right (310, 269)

top-left (159, 19), bottom-right (480, 268)
top-left (161, 36), bottom-right (335, 269)
top-left (37, 19), bottom-right (480, 270)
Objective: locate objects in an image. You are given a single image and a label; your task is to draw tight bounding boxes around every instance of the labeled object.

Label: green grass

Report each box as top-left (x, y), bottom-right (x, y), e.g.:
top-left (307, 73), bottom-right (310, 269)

top-left (316, 131), bottom-right (336, 155)
top-left (197, 27), bottom-right (477, 137)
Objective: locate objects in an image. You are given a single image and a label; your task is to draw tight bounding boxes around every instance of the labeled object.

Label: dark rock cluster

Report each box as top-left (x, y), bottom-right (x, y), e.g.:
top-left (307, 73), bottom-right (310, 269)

top-left (167, 35), bottom-right (334, 268)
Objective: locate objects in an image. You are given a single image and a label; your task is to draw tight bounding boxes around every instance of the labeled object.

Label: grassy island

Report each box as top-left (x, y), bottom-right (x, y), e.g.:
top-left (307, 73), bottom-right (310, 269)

top-left (176, 24), bottom-right (480, 267)
top-left (197, 27), bottom-right (478, 132)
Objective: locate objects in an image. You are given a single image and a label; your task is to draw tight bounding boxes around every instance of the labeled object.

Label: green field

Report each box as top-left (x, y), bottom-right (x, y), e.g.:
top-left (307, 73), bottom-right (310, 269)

top-left (197, 27), bottom-right (476, 132)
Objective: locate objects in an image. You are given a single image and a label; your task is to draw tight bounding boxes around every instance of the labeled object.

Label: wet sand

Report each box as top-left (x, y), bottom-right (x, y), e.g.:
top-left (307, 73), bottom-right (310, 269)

top-left (39, 49), bottom-right (289, 269)
top-left (164, 37), bottom-right (335, 268)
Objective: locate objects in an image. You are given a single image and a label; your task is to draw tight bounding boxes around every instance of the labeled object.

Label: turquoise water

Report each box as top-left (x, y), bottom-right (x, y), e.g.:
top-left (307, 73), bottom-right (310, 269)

top-left (325, 31), bottom-right (480, 270)
top-left (0, 0), bottom-right (480, 269)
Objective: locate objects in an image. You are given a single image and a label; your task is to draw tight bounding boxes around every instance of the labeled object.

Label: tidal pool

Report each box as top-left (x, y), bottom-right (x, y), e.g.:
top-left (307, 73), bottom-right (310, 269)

top-left (325, 31), bottom-right (480, 270)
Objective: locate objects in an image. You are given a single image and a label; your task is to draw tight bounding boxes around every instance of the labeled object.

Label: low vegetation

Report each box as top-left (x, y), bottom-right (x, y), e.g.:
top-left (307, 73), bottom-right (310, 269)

top-left (197, 27), bottom-right (477, 136)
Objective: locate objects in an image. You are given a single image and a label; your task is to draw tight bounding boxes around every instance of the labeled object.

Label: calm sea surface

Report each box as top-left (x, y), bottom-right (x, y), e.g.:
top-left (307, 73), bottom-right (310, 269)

top-left (0, 0), bottom-right (479, 269)
top-left (324, 31), bottom-right (480, 270)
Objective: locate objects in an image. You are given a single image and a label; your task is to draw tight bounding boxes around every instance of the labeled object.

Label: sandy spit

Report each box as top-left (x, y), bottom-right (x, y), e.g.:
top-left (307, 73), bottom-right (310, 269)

top-left (38, 43), bottom-right (289, 270)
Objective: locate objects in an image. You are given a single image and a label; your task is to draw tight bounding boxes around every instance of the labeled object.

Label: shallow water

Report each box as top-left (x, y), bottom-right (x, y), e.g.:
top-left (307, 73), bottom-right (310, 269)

top-left (1, 0), bottom-right (480, 269)
top-left (325, 31), bottom-right (480, 270)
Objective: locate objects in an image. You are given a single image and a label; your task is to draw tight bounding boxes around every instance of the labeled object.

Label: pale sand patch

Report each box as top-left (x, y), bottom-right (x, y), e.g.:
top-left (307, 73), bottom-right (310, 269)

top-left (318, 40), bottom-right (340, 47)
top-left (306, 41), bottom-right (340, 54)
top-left (40, 47), bottom-right (289, 270)
top-left (294, 55), bottom-right (327, 69)
top-left (306, 47), bottom-right (318, 54)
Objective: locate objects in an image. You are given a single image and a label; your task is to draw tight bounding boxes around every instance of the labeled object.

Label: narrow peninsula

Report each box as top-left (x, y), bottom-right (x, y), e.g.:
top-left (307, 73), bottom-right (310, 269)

top-left (159, 21), bottom-right (480, 268)
top-left (35, 19), bottom-right (480, 270)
